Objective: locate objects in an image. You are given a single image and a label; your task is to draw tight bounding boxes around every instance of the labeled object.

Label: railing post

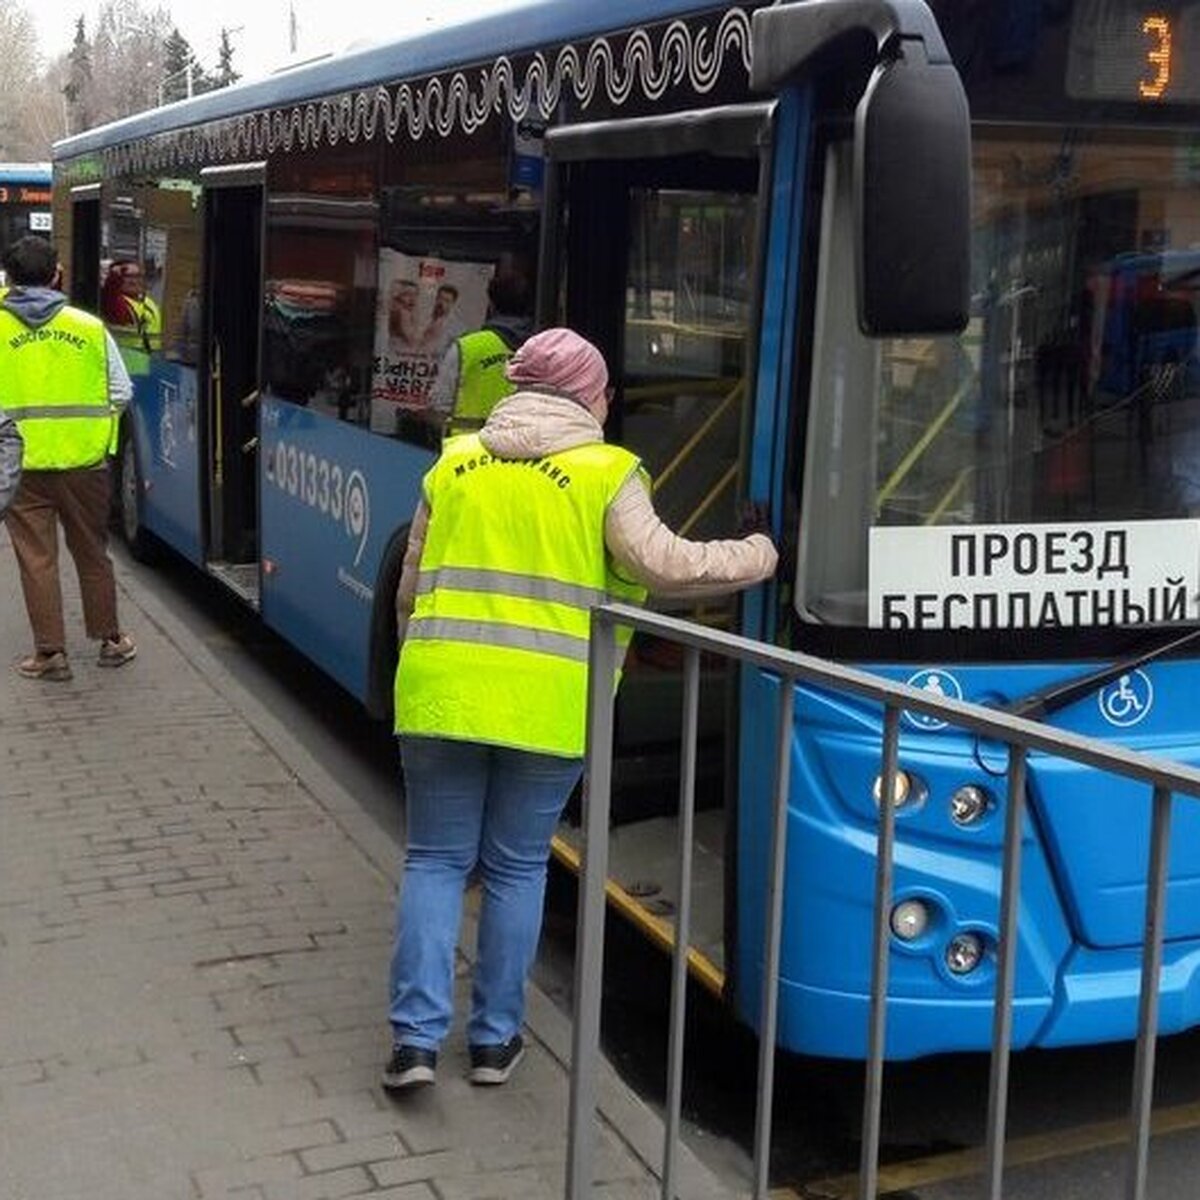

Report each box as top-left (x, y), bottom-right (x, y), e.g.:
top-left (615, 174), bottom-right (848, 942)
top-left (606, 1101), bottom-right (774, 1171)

top-left (985, 744), bottom-right (1027, 1200)
top-left (662, 647), bottom-right (701, 1200)
top-left (752, 675), bottom-right (795, 1200)
top-left (566, 609), bottom-right (620, 1200)
top-left (1126, 785), bottom-right (1173, 1200)
top-left (859, 704), bottom-right (901, 1200)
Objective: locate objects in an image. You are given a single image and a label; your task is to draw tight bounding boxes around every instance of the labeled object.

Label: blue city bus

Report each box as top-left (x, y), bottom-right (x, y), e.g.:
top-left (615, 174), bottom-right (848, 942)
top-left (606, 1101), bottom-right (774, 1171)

top-left (50, 0), bottom-right (1200, 1060)
top-left (0, 163), bottom-right (52, 274)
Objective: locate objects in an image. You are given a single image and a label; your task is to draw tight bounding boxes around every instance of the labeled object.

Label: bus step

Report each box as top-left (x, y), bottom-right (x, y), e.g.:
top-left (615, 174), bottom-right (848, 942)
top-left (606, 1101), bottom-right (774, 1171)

top-left (207, 561), bottom-right (261, 609)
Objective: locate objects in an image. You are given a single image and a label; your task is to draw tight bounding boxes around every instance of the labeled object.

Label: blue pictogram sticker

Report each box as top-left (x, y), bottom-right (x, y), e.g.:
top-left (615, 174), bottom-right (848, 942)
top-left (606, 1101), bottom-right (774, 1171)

top-left (1098, 669), bottom-right (1153, 728)
top-left (904, 669), bottom-right (964, 730)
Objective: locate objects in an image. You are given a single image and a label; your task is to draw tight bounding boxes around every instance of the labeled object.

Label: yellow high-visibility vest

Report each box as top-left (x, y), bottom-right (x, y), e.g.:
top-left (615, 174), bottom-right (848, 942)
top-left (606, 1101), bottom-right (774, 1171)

top-left (395, 433), bottom-right (649, 757)
top-left (110, 294), bottom-right (161, 376)
top-left (447, 329), bottom-right (517, 435)
top-left (0, 305), bottom-right (113, 469)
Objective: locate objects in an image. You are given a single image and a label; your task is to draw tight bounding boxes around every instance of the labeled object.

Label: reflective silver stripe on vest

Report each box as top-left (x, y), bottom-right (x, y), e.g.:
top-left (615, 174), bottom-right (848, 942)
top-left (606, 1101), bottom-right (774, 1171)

top-left (6, 404), bottom-right (112, 420)
top-left (407, 616), bottom-right (589, 662)
top-left (416, 566), bottom-right (609, 611)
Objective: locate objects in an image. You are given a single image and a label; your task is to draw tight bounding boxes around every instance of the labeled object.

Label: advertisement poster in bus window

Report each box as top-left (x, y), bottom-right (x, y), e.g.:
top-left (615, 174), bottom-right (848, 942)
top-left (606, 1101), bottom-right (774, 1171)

top-left (370, 250), bottom-right (493, 434)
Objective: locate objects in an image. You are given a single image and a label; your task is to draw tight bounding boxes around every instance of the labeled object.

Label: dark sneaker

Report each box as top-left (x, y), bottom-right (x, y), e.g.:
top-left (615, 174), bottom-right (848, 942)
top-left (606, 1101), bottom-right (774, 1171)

top-left (15, 651), bottom-right (72, 681)
top-left (382, 1044), bottom-right (436, 1091)
top-left (98, 634), bottom-right (137, 667)
top-left (468, 1034), bottom-right (525, 1085)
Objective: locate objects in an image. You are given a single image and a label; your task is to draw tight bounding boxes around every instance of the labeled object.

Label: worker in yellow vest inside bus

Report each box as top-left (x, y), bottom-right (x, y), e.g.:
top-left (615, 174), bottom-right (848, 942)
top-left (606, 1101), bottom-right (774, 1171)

top-left (0, 235), bottom-right (137, 681)
top-left (427, 252), bottom-right (533, 437)
top-left (101, 258), bottom-right (162, 375)
top-left (382, 327), bottom-right (778, 1091)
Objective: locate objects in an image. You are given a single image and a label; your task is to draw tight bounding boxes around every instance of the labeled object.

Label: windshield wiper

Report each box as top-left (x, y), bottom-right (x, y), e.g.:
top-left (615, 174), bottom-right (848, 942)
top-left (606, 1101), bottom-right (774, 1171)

top-left (1005, 626), bottom-right (1200, 721)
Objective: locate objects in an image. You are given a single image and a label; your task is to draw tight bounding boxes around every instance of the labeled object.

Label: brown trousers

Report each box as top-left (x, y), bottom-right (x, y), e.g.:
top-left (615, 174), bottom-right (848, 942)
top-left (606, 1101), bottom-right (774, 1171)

top-left (5, 466), bottom-right (120, 653)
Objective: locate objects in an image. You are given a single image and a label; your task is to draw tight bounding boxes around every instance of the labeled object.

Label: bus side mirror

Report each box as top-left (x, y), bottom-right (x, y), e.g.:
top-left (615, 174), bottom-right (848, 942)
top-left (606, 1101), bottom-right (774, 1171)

top-left (856, 42), bottom-right (971, 336)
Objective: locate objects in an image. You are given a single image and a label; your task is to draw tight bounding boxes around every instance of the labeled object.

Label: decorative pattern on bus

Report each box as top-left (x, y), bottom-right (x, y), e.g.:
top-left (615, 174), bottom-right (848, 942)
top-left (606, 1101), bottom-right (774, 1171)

top-left (79, 7), bottom-right (752, 181)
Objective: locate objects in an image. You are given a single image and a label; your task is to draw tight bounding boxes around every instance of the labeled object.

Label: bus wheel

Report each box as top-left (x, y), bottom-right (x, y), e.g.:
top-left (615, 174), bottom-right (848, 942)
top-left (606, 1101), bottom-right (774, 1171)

top-left (119, 434), bottom-right (157, 562)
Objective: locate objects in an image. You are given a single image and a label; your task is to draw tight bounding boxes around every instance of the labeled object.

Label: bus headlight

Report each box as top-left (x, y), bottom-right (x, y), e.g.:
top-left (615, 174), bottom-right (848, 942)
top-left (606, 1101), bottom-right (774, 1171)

top-left (946, 932), bottom-right (985, 974)
top-left (873, 769), bottom-right (912, 809)
top-left (890, 899), bottom-right (930, 941)
top-left (950, 785), bottom-right (990, 826)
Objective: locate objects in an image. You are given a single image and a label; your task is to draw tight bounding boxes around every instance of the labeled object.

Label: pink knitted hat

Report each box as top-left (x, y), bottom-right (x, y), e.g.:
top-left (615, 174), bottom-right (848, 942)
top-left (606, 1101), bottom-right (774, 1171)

top-left (505, 327), bottom-right (609, 410)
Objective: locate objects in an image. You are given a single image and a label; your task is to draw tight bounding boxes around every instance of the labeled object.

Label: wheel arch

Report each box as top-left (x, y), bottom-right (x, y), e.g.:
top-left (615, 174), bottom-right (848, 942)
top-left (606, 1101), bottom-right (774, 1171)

top-left (365, 521), bottom-right (411, 721)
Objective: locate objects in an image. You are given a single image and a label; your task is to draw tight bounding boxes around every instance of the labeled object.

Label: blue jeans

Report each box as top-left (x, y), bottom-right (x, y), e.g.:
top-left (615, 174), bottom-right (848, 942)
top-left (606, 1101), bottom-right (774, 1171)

top-left (389, 735), bottom-right (583, 1050)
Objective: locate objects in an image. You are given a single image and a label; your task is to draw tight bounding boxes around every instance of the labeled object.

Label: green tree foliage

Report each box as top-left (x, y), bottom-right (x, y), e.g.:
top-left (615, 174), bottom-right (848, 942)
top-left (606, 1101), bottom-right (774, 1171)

top-left (62, 16), bottom-right (94, 134)
top-left (160, 26), bottom-right (200, 103)
top-left (215, 28), bottom-right (240, 89)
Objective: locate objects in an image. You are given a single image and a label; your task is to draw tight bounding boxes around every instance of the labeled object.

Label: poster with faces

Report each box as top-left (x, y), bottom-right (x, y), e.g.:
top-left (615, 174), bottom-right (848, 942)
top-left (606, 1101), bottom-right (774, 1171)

top-left (370, 249), bottom-right (492, 435)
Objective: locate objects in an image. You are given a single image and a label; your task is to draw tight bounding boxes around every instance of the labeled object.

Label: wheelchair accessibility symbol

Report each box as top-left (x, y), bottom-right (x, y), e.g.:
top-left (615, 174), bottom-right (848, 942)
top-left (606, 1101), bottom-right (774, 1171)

top-left (1098, 669), bottom-right (1153, 728)
top-left (904, 669), bottom-right (964, 731)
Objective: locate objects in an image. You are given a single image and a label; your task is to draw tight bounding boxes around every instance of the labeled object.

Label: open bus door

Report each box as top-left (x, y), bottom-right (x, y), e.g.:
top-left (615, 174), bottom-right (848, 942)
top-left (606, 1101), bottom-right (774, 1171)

top-left (67, 183), bottom-right (101, 312)
top-left (541, 105), bottom-right (773, 984)
top-left (200, 165), bottom-right (264, 604)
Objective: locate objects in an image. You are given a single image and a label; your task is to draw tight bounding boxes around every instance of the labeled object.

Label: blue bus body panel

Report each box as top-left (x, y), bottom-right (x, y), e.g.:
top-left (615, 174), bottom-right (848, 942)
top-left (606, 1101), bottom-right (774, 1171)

top-left (53, 0), bottom-right (747, 159)
top-left (130, 362), bottom-right (204, 566)
top-left (742, 84), bottom-right (809, 642)
top-left (259, 397), bottom-right (432, 703)
top-left (735, 659), bottom-right (1200, 1059)
top-left (0, 164), bottom-right (50, 185)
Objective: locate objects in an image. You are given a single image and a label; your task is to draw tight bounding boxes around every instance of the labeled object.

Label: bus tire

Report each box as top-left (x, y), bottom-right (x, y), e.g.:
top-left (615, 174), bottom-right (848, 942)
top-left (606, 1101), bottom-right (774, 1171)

top-left (117, 429), bottom-right (158, 563)
top-left (365, 524), bottom-right (410, 722)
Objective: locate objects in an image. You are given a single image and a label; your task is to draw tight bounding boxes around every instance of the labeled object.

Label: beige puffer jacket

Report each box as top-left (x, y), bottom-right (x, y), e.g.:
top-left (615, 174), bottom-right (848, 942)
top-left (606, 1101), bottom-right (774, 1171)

top-left (396, 390), bottom-right (778, 639)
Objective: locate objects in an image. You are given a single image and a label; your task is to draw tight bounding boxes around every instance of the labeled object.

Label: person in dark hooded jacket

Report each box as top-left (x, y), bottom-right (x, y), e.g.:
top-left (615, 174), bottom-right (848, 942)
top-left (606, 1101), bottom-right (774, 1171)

top-left (0, 235), bottom-right (135, 682)
top-left (0, 409), bottom-right (21, 517)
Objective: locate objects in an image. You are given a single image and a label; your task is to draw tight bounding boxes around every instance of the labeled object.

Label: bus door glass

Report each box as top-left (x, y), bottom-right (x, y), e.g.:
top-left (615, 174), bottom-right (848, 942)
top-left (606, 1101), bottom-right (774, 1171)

top-left (68, 185), bottom-right (101, 312)
top-left (201, 169), bottom-right (263, 589)
top-left (547, 111), bottom-right (766, 970)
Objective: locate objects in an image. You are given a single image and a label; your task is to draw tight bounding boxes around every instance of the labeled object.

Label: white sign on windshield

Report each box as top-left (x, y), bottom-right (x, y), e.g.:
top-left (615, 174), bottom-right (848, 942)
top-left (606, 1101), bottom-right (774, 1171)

top-left (869, 520), bottom-right (1200, 630)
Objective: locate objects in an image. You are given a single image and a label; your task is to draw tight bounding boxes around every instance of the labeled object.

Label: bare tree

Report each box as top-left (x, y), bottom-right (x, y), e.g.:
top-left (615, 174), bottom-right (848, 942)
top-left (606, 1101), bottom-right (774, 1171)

top-left (90, 0), bottom-right (173, 125)
top-left (0, 0), bottom-right (43, 156)
top-left (13, 57), bottom-right (71, 155)
top-left (11, 0), bottom-right (246, 152)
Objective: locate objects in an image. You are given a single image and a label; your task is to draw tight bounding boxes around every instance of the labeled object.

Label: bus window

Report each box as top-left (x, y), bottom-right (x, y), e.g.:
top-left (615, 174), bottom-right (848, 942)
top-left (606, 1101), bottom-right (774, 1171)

top-left (799, 129), bottom-right (1200, 629)
top-left (623, 187), bottom-right (755, 546)
top-left (263, 147), bottom-right (378, 424)
top-left (99, 185), bottom-right (168, 377)
top-left (371, 123), bottom-right (539, 448)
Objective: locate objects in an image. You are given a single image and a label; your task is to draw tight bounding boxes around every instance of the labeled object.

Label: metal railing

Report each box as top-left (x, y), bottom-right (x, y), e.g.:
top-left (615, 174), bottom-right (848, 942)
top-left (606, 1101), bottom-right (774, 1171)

top-left (565, 602), bottom-right (1200, 1200)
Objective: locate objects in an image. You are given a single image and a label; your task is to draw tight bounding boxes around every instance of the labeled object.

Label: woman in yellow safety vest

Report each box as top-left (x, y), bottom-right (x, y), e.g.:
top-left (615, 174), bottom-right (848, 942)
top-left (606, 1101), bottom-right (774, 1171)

top-left (383, 327), bottom-right (777, 1091)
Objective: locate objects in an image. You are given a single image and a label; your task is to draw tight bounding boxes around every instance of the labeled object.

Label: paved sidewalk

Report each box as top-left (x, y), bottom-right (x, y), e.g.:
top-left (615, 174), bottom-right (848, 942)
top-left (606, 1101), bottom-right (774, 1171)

top-left (0, 529), bottom-right (731, 1200)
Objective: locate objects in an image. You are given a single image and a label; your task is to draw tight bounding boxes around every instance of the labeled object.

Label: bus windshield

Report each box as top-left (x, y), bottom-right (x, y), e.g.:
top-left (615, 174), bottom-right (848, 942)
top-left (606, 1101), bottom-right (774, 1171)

top-left (800, 126), bottom-right (1200, 629)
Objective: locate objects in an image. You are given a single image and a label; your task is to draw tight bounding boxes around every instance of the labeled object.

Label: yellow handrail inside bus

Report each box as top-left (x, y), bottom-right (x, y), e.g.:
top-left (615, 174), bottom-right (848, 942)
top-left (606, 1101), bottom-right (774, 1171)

top-left (678, 461), bottom-right (738, 537)
top-left (653, 377), bottom-right (746, 495)
top-left (625, 315), bottom-right (747, 342)
top-left (624, 377), bottom-right (733, 402)
top-left (874, 374), bottom-right (972, 515)
top-left (926, 468), bottom-right (971, 526)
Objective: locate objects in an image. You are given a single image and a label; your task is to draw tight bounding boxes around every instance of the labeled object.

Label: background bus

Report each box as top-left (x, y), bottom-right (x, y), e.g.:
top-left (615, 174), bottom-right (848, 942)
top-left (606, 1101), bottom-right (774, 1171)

top-left (0, 163), bottom-right (52, 281)
top-left (50, 0), bottom-right (1200, 1063)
